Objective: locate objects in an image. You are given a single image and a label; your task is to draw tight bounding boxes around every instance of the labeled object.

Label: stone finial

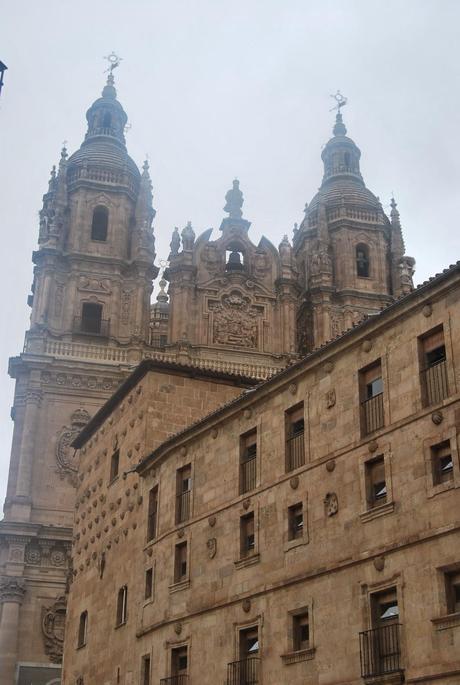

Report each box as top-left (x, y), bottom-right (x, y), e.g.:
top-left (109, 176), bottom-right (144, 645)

top-left (156, 277), bottom-right (168, 303)
top-left (223, 179), bottom-right (244, 219)
top-left (181, 221), bottom-right (195, 250)
top-left (279, 234), bottom-right (292, 255)
top-left (169, 227), bottom-right (181, 256)
top-left (390, 197), bottom-right (401, 227)
top-left (333, 111), bottom-right (347, 136)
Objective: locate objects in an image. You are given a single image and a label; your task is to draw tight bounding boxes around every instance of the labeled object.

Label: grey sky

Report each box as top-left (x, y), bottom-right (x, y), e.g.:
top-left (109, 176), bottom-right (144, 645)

top-left (1, 0), bottom-right (459, 510)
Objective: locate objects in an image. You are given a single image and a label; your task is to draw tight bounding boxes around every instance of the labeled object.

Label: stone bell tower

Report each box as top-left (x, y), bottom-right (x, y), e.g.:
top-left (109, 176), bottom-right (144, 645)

top-left (0, 68), bottom-right (157, 684)
top-left (294, 107), bottom-right (415, 353)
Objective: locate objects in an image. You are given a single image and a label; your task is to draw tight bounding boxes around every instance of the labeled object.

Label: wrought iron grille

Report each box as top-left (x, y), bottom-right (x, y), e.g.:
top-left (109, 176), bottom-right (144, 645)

top-left (422, 359), bottom-right (448, 406)
top-left (226, 657), bottom-right (260, 685)
top-left (240, 456), bottom-right (256, 494)
top-left (160, 676), bottom-right (188, 685)
top-left (287, 431), bottom-right (305, 471)
top-left (359, 623), bottom-right (402, 678)
top-left (361, 393), bottom-right (384, 435)
top-left (177, 489), bottom-right (191, 523)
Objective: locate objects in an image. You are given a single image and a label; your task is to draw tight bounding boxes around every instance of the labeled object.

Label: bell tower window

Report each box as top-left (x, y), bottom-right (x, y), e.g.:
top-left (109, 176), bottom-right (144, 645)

top-left (226, 243), bottom-right (245, 272)
top-left (91, 206), bottom-right (108, 242)
top-left (356, 244), bottom-right (370, 278)
top-left (80, 302), bottom-right (103, 335)
top-left (102, 112), bottom-right (112, 129)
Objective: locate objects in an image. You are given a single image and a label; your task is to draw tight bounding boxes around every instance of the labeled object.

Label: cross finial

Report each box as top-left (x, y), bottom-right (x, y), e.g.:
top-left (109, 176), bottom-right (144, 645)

top-left (104, 52), bottom-right (122, 74)
top-left (330, 90), bottom-right (348, 112)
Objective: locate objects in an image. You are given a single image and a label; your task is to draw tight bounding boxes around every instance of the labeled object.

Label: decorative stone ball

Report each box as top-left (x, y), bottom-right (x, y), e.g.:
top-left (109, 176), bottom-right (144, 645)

top-left (422, 304), bottom-right (432, 317)
top-left (326, 460), bottom-right (336, 472)
top-left (368, 440), bottom-right (378, 453)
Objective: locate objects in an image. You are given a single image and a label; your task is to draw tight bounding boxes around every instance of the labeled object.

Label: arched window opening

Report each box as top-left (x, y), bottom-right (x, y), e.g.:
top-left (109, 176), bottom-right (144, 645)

top-left (102, 112), bottom-right (112, 129)
top-left (116, 585), bottom-right (128, 626)
top-left (77, 610), bottom-right (87, 648)
top-left (91, 206), bottom-right (108, 242)
top-left (344, 152), bottom-right (351, 168)
top-left (225, 243), bottom-right (245, 272)
top-left (356, 244), bottom-right (370, 278)
top-left (80, 302), bottom-right (103, 335)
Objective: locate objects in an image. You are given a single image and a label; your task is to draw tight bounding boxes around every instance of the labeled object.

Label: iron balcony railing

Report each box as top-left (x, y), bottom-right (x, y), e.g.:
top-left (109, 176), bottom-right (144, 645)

top-left (177, 489), bottom-right (191, 523)
top-left (160, 676), bottom-right (188, 685)
top-left (73, 316), bottom-right (110, 338)
top-left (226, 657), bottom-right (260, 685)
top-left (359, 623), bottom-right (402, 679)
top-left (361, 392), bottom-right (384, 435)
top-left (287, 431), bottom-right (305, 471)
top-left (240, 456), bottom-right (257, 494)
top-left (421, 359), bottom-right (448, 406)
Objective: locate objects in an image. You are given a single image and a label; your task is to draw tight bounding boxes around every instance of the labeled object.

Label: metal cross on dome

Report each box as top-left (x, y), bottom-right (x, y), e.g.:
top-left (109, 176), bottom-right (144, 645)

top-left (104, 52), bottom-right (122, 74)
top-left (330, 90), bottom-right (348, 112)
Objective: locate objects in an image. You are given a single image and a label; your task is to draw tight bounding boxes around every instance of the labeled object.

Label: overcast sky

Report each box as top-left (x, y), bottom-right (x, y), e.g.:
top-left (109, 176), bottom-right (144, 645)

top-left (1, 0), bottom-right (459, 511)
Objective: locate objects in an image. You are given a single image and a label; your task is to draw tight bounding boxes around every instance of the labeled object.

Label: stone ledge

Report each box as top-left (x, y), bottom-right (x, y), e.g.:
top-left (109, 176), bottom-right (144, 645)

top-left (360, 500), bottom-right (395, 523)
top-left (431, 611), bottom-right (460, 631)
top-left (168, 578), bottom-right (190, 594)
top-left (363, 671), bottom-right (404, 685)
top-left (280, 647), bottom-right (316, 664)
top-left (234, 553), bottom-right (260, 570)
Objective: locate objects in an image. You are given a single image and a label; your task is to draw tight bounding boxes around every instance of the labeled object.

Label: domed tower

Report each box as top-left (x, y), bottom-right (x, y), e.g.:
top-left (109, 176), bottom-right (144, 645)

top-left (294, 108), bottom-right (414, 353)
top-left (0, 69), bottom-right (157, 683)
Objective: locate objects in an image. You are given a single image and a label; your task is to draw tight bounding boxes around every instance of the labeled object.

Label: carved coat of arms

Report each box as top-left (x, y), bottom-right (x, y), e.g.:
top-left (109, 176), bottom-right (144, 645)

top-left (56, 409), bottom-right (91, 483)
top-left (210, 291), bottom-right (261, 349)
top-left (42, 595), bottom-right (67, 663)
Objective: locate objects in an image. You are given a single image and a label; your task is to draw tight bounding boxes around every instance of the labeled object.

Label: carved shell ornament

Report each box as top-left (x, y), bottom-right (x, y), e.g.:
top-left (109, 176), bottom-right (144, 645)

top-left (56, 409), bottom-right (91, 482)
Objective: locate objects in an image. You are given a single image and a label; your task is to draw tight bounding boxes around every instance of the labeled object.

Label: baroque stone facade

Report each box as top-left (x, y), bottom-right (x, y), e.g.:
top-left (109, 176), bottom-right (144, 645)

top-left (64, 264), bottom-right (460, 685)
top-left (0, 71), bottom-right (418, 684)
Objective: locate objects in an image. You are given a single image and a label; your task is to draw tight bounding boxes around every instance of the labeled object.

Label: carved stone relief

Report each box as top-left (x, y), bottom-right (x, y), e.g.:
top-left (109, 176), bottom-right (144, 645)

top-left (78, 276), bottom-right (111, 294)
top-left (209, 291), bottom-right (262, 349)
top-left (54, 285), bottom-right (64, 318)
top-left (56, 409), bottom-right (91, 482)
top-left (42, 371), bottom-right (120, 392)
top-left (42, 595), bottom-right (67, 663)
top-left (202, 244), bottom-right (221, 274)
top-left (324, 492), bottom-right (339, 517)
top-left (121, 289), bottom-right (133, 324)
top-left (0, 576), bottom-right (26, 603)
top-left (207, 538), bottom-right (217, 559)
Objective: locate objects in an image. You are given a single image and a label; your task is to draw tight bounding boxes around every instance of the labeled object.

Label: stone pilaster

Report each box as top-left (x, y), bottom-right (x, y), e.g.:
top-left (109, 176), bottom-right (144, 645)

top-left (0, 576), bottom-right (26, 684)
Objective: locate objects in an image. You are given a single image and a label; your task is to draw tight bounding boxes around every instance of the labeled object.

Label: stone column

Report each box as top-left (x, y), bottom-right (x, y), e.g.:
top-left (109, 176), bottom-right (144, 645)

top-left (13, 390), bottom-right (42, 516)
top-left (0, 576), bottom-right (26, 684)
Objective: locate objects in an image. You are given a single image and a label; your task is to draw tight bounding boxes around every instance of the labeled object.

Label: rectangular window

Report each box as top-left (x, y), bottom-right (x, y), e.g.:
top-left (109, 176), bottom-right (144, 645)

top-left (145, 568), bottom-right (153, 600)
top-left (147, 486), bottom-right (158, 541)
top-left (288, 502), bottom-right (304, 540)
top-left (80, 302), bottom-right (103, 335)
top-left (431, 440), bottom-right (454, 485)
top-left (176, 464), bottom-right (192, 524)
top-left (116, 585), bottom-right (128, 626)
top-left (293, 611), bottom-right (309, 651)
top-left (110, 449), bottom-right (120, 482)
top-left (172, 646), bottom-right (188, 676)
top-left (77, 610), bottom-right (88, 648)
top-left (240, 429), bottom-right (257, 494)
top-left (365, 456), bottom-right (387, 508)
top-left (286, 403), bottom-right (305, 472)
top-left (360, 361), bottom-right (384, 435)
top-left (445, 571), bottom-right (460, 614)
top-left (371, 587), bottom-right (399, 628)
top-left (141, 654), bottom-right (151, 685)
top-left (419, 326), bottom-right (449, 406)
top-left (174, 542), bottom-right (187, 583)
top-left (240, 626), bottom-right (259, 658)
top-left (240, 512), bottom-right (255, 558)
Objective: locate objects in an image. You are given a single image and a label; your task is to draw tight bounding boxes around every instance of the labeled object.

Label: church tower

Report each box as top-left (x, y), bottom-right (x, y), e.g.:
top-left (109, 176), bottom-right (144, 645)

top-left (0, 69), bottom-right (157, 684)
top-left (294, 107), bottom-right (415, 352)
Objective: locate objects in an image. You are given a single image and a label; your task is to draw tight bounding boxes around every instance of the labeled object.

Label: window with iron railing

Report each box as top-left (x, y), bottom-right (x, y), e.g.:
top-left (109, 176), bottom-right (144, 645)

top-left (360, 588), bottom-right (402, 679)
top-left (419, 327), bottom-right (449, 406)
top-left (286, 403), bottom-right (305, 472)
top-left (176, 465), bottom-right (192, 524)
top-left (160, 646), bottom-right (189, 685)
top-left (431, 440), bottom-right (454, 486)
top-left (360, 361), bottom-right (384, 435)
top-left (147, 486), bottom-right (158, 541)
top-left (240, 430), bottom-right (257, 494)
top-left (240, 512), bottom-right (255, 558)
top-left (227, 627), bottom-right (260, 685)
top-left (293, 611), bottom-right (310, 651)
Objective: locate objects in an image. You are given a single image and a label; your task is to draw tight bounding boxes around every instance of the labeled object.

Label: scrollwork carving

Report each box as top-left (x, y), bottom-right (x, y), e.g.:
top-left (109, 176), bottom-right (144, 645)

top-left (42, 595), bottom-right (66, 663)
